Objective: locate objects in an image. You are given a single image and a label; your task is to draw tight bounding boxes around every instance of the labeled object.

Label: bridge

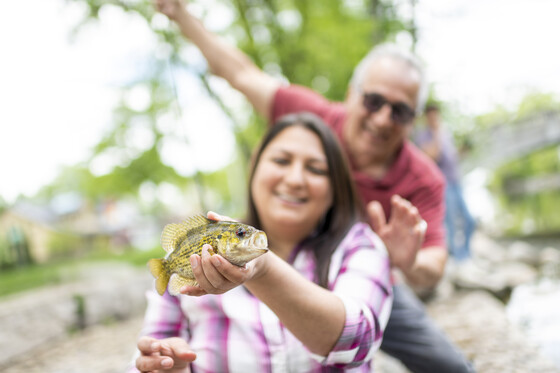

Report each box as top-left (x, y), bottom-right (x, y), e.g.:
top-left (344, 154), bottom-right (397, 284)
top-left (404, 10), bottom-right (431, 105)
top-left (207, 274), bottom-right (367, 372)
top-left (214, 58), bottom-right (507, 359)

top-left (463, 110), bottom-right (560, 196)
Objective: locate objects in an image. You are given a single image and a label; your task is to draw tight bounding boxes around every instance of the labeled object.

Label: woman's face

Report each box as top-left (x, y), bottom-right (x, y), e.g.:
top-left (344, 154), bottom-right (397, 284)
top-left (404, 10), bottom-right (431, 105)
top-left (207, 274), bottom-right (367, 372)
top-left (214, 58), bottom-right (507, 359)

top-left (251, 126), bottom-right (333, 235)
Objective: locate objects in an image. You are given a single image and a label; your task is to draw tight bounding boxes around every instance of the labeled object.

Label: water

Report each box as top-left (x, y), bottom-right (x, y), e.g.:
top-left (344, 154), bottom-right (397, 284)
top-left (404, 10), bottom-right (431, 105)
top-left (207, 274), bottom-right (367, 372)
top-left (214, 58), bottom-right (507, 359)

top-left (507, 278), bottom-right (560, 368)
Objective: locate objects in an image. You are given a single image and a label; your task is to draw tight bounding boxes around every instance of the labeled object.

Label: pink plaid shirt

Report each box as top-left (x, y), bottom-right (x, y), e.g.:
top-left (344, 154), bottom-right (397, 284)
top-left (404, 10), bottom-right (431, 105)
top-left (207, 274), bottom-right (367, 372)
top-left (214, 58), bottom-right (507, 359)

top-left (128, 222), bottom-right (392, 373)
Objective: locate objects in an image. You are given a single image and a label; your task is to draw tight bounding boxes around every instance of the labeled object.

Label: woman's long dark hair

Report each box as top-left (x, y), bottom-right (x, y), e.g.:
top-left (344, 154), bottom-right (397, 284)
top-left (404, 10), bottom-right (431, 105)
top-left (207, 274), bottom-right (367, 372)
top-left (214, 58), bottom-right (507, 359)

top-left (245, 112), bottom-right (364, 288)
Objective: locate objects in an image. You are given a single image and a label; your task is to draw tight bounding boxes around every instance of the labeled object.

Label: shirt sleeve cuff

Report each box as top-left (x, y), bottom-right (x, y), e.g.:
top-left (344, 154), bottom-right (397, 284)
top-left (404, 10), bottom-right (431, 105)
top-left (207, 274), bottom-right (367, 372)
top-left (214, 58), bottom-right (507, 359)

top-left (309, 295), bottom-right (374, 366)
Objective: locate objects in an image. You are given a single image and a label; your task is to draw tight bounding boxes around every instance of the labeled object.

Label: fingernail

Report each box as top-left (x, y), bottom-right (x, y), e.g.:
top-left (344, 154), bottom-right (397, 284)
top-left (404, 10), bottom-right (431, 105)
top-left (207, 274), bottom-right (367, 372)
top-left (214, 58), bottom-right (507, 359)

top-left (212, 255), bottom-right (221, 267)
top-left (201, 248), bottom-right (208, 258)
top-left (190, 255), bottom-right (198, 269)
top-left (161, 358), bottom-right (173, 368)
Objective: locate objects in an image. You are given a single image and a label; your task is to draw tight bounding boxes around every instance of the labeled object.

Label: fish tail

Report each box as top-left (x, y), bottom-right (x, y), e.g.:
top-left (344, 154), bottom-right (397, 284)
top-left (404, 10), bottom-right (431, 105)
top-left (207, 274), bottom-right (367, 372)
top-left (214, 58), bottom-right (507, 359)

top-left (148, 258), bottom-right (170, 296)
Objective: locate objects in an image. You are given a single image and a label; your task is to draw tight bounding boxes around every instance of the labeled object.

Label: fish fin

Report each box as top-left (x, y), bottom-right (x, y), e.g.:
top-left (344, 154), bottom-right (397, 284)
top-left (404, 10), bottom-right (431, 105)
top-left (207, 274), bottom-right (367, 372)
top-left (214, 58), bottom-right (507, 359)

top-left (160, 215), bottom-right (212, 254)
top-left (182, 214), bottom-right (212, 230)
top-left (147, 258), bottom-right (170, 296)
top-left (161, 223), bottom-right (188, 253)
top-left (168, 273), bottom-right (198, 296)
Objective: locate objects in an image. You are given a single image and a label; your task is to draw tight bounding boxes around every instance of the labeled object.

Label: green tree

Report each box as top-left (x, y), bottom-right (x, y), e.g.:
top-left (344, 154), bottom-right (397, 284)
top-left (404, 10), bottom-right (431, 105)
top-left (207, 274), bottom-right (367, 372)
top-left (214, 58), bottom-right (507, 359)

top-left (56, 0), bottom-right (407, 215)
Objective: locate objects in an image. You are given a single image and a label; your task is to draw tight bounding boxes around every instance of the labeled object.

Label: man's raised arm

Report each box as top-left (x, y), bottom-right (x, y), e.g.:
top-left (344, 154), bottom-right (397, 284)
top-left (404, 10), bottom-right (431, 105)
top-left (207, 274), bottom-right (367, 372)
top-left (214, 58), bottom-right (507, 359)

top-left (155, 0), bottom-right (281, 118)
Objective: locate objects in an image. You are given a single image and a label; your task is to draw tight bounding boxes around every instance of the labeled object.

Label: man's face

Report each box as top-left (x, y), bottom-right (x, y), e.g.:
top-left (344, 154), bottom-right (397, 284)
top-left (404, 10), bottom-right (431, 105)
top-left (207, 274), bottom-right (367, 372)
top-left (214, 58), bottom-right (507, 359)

top-left (344, 57), bottom-right (420, 165)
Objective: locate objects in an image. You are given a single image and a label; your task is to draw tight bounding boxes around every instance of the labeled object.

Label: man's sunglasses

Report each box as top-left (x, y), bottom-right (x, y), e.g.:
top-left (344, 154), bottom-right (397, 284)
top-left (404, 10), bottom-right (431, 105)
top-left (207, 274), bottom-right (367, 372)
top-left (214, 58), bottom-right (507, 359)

top-left (362, 93), bottom-right (416, 125)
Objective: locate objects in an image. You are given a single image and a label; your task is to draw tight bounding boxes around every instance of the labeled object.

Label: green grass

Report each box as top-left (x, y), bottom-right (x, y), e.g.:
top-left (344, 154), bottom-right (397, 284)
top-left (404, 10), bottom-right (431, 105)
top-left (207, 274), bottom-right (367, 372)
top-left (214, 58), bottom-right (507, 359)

top-left (0, 246), bottom-right (161, 298)
top-left (84, 246), bottom-right (162, 267)
top-left (0, 262), bottom-right (75, 297)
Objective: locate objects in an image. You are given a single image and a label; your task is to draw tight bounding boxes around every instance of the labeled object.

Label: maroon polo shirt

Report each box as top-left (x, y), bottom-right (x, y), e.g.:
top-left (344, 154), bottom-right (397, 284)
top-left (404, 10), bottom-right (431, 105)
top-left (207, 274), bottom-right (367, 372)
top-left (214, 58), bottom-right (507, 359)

top-left (271, 85), bottom-right (446, 249)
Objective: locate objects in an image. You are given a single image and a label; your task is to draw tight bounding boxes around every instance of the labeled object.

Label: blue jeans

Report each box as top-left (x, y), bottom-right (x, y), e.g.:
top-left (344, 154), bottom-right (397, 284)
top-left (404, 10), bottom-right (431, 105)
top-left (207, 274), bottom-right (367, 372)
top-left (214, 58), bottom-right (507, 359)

top-left (445, 182), bottom-right (476, 261)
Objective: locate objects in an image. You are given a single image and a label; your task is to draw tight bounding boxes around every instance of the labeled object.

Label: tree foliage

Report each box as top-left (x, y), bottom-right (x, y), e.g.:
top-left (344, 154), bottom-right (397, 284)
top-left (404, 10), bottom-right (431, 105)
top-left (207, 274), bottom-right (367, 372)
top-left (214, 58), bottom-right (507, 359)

top-left (472, 92), bottom-right (560, 236)
top-left (51, 0), bottom-right (407, 215)
top-left (474, 92), bottom-right (560, 130)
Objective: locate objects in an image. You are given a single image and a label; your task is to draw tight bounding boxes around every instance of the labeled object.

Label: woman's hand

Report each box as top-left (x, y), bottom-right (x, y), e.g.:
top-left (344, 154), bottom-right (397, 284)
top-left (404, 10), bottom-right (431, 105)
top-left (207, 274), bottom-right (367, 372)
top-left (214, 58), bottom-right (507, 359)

top-left (180, 211), bottom-right (264, 296)
top-left (135, 336), bottom-right (196, 373)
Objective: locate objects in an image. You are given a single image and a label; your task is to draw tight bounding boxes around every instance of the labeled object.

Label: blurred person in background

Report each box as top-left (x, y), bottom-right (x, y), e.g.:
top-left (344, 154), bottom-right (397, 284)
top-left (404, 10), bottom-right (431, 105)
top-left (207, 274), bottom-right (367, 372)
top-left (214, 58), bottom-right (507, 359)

top-left (415, 104), bottom-right (476, 262)
top-left (129, 113), bottom-right (393, 372)
top-left (155, 1), bottom-right (474, 371)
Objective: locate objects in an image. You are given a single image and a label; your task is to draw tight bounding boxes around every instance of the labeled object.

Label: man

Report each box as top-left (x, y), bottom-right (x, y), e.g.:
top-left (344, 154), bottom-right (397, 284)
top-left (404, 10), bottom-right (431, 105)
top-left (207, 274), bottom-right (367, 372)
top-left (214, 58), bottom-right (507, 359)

top-left (155, 0), bottom-right (474, 371)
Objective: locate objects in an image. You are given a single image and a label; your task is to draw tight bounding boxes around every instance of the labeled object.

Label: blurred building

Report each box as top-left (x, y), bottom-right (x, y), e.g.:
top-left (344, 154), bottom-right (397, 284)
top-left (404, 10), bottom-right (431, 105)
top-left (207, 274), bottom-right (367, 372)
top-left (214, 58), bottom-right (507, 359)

top-left (0, 194), bottom-right (158, 266)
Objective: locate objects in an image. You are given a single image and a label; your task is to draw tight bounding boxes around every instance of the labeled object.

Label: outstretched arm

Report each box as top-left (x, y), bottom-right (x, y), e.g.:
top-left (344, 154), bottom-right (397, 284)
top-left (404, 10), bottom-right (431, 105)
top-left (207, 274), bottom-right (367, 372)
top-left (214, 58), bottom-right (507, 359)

top-left (183, 243), bottom-right (346, 356)
top-left (181, 213), bottom-right (391, 364)
top-left (155, 0), bottom-right (281, 118)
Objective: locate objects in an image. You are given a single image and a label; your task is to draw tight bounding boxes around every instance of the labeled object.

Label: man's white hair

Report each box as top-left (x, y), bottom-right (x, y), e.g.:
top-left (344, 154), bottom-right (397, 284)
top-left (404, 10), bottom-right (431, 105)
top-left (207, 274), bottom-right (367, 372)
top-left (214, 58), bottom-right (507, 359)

top-left (349, 43), bottom-right (428, 115)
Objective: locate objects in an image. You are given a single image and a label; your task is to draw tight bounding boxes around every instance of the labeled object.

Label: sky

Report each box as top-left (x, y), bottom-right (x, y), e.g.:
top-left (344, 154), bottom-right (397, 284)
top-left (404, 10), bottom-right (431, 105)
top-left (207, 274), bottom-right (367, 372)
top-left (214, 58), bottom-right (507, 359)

top-left (1, 0), bottom-right (560, 207)
top-left (414, 0), bottom-right (560, 114)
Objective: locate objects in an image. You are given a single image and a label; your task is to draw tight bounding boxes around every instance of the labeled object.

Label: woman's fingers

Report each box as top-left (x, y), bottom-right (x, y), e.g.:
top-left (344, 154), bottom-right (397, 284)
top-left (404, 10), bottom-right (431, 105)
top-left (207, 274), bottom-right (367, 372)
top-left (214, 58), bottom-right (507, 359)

top-left (136, 355), bottom-right (173, 372)
top-left (198, 245), bottom-right (230, 289)
top-left (182, 246), bottom-right (231, 294)
top-left (137, 336), bottom-right (156, 354)
top-left (136, 336), bottom-right (196, 371)
top-left (166, 337), bottom-right (197, 364)
top-left (207, 211), bottom-right (235, 222)
top-left (181, 245), bottom-right (251, 295)
top-left (136, 337), bottom-right (174, 371)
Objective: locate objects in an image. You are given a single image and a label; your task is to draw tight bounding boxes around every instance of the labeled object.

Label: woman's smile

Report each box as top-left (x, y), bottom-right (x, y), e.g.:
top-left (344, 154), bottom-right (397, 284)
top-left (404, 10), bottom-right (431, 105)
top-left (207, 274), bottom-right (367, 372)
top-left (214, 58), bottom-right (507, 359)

top-left (274, 191), bottom-right (308, 205)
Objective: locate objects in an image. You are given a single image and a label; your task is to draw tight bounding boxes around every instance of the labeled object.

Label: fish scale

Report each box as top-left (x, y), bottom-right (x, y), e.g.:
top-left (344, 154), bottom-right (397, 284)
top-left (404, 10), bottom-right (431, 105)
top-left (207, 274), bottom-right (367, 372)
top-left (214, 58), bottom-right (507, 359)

top-left (148, 214), bottom-right (269, 295)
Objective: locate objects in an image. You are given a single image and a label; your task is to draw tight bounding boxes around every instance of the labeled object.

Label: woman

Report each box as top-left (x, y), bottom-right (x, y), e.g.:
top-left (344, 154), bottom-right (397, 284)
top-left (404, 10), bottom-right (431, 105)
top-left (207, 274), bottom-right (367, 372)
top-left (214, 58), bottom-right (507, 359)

top-left (130, 112), bottom-right (393, 372)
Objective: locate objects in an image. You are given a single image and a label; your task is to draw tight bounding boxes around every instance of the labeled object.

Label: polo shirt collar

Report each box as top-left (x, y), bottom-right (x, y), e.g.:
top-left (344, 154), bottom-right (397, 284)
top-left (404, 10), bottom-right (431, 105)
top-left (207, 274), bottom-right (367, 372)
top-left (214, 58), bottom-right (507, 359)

top-left (352, 141), bottom-right (411, 188)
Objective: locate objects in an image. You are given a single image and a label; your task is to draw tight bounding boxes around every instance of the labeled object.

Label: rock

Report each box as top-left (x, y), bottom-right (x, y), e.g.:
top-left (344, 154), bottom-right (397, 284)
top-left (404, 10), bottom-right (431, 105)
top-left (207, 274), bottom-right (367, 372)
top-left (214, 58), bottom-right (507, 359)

top-left (470, 232), bottom-right (508, 263)
top-left (541, 262), bottom-right (560, 280)
top-left (425, 290), bottom-right (560, 373)
top-left (507, 241), bottom-right (540, 267)
top-left (507, 280), bottom-right (560, 368)
top-left (450, 260), bottom-right (538, 300)
top-left (498, 262), bottom-right (539, 288)
top-left (448, 260), bottom-right (509, 297)
top-left (540, 247), bottom-right (560, 266)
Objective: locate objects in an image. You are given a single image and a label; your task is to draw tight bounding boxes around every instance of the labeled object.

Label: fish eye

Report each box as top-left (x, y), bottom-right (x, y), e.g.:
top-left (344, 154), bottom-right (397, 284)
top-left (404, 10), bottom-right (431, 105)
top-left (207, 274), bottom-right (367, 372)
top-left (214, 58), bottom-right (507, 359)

top-left (236, 227), bottom-right (246, 238)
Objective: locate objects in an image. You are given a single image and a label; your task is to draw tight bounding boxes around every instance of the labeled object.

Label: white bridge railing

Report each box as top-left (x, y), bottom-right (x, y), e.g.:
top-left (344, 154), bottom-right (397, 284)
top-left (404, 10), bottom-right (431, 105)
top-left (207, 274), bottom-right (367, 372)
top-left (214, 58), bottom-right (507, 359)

top-left (462, 111), bottom-right (560, 195)
top-left (465, 110), bottom-right (560, 170)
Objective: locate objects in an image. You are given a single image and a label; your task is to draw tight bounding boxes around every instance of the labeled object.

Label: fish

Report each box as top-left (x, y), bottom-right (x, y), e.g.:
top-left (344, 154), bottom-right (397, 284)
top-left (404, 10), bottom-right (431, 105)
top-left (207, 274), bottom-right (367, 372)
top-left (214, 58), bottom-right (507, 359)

top-left (148, 214), bottom-right (268, 296)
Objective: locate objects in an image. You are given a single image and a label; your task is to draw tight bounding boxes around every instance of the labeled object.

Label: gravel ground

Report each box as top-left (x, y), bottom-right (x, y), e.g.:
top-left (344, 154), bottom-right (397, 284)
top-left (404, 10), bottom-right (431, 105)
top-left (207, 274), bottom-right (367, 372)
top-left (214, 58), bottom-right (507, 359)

top-left (4, 286), bottom-right (559, 373)
top-left (374, 286), bottom-right (560, 373)
top-left (2, 232), bottom-right (560, 373)
top-left (2, 316), bottom-right (143, 373)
